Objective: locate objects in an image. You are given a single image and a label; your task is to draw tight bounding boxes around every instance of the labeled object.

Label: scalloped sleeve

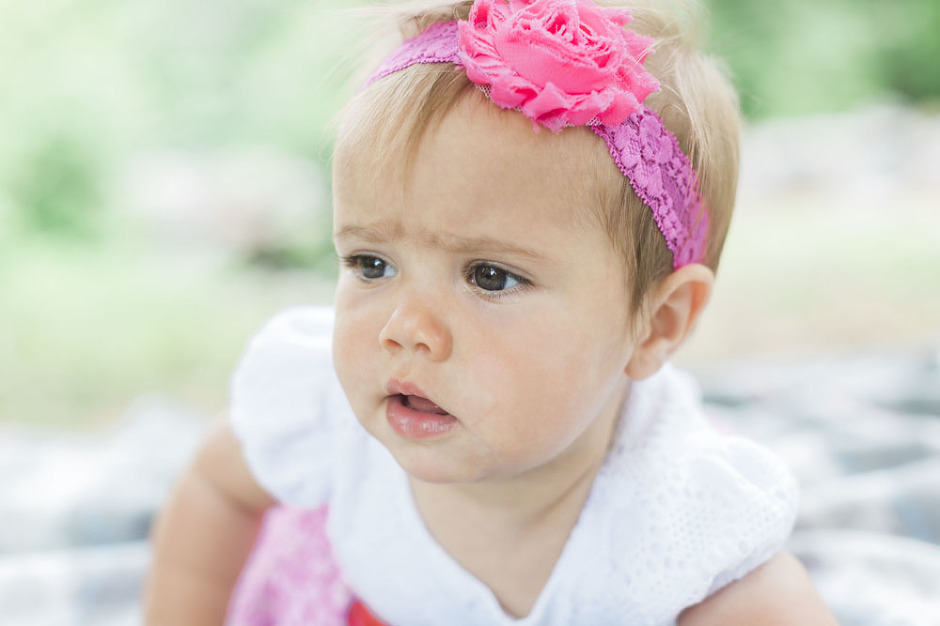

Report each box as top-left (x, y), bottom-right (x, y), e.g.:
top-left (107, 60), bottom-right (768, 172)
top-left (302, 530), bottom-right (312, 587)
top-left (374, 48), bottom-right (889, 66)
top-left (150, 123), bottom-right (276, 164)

top-left (654, 368), bottom-right (800, 599)
top-left (229, 306), bottom-right (346, 507)
top-left (688, 433), bottom-right (800, 595)
top-left (592, 365), bottom-right (801, 623)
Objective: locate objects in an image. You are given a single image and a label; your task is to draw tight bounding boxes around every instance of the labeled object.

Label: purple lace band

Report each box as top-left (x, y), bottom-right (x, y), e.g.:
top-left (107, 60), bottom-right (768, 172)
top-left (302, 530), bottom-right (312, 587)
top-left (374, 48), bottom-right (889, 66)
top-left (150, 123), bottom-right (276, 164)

top-left (366, 20), bottom-right (707, 269)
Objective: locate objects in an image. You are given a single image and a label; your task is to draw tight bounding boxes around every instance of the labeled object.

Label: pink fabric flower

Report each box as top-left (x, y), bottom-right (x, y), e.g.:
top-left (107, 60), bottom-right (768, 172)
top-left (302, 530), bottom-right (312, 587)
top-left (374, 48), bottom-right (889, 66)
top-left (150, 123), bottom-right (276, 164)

top-left (458, 0), bottom-right (660, 132)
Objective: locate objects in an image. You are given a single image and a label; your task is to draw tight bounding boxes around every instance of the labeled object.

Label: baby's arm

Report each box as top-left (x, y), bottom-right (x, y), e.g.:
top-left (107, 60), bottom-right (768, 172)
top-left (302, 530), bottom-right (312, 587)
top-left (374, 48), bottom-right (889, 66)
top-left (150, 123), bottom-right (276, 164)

top-left (677, 552), bottom-right (838, 625)
top-left (145, 419), bottom-right (276, 625)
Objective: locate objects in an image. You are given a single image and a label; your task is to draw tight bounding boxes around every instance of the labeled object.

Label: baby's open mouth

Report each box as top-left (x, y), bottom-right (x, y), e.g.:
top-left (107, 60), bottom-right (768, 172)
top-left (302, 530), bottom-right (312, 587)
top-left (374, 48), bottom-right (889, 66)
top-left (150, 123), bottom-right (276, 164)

top-left (386, 392), bottom-right (459, 439)
top-left (401, 394), bottom-right (450, 416)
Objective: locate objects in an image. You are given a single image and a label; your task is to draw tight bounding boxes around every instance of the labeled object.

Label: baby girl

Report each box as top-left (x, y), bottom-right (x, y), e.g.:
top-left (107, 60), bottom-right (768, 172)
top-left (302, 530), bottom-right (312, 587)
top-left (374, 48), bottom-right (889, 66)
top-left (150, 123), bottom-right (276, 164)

top-left (146, 1), bottom-right (836, 624)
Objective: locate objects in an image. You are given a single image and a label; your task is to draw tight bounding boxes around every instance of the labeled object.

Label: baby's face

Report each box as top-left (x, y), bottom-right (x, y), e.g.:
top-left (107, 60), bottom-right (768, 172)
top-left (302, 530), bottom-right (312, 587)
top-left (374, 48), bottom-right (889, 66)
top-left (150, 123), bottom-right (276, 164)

top-left (331, 95), bottom-right (640, 485)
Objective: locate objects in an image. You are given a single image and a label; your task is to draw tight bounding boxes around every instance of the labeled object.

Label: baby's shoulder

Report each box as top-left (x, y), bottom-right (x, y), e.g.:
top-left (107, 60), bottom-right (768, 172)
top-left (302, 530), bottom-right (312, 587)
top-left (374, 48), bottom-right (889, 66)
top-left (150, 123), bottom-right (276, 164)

top-left (243, 305), bottom-right (335, 350)
top-left (613, 365), bottom-right (795, 496)
top-left (579, 366), bottom-right (800, 621)
top-left (231, 306), bottom-right (337, 401)
top-left (677, 552), bottom-right (837, 626)
top-left (229, 306), bottom-right (354, 507)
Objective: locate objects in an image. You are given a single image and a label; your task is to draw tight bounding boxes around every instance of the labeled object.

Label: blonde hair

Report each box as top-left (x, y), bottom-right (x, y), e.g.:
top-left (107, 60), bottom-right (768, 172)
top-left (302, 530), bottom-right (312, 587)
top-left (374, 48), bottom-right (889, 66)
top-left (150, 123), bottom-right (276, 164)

top-left (335, 0), bottom-right (740, 317)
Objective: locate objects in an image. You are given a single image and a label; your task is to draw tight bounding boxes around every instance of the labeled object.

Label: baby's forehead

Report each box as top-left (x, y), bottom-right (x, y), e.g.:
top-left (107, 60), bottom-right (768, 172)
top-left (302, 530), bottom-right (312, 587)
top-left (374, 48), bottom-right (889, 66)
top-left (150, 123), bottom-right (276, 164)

top-left (333, 87), bottom-right (618, 227)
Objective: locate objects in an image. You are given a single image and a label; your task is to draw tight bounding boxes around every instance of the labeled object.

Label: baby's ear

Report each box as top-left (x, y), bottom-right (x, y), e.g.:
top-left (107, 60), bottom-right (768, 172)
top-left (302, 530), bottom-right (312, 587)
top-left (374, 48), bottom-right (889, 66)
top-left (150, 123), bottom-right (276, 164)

top-left (625, 264), bottom-right (714, 380)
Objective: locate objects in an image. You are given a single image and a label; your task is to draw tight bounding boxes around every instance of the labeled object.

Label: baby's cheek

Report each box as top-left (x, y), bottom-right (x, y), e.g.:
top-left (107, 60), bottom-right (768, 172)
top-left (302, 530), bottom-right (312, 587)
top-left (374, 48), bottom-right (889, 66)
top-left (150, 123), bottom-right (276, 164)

top-left (332, 323), bottom-right (369, 397)
top-left (331, 326), bottom-right (351, 379)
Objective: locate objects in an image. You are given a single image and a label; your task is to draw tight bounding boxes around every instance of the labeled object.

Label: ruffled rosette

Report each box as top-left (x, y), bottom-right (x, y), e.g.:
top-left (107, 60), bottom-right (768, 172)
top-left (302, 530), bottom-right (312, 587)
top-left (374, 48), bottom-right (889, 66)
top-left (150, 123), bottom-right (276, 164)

top-left (458, 0), bottom-right (660, 132)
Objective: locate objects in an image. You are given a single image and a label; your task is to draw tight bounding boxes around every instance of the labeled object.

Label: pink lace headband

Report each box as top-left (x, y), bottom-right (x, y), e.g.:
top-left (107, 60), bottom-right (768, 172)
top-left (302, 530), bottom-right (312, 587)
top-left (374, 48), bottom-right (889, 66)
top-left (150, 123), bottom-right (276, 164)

top-left (366, 1), bottom-right (707, 269)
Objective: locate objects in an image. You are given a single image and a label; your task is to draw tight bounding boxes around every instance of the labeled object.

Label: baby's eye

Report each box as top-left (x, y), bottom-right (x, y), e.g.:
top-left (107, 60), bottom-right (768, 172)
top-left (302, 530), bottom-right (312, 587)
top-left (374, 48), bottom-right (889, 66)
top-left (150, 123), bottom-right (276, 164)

top-left (468, 263), bottom-right (524, 292)
top-left (344, 255), bottom-right (398, 280)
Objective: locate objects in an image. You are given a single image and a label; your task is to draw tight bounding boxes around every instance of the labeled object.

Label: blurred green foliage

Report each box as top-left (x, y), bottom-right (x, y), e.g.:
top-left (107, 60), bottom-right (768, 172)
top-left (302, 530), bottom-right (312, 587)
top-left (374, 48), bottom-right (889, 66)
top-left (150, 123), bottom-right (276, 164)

top-left (707, 0), bottom-right (940, 117)
top-left (1, 0), bottom-right (937, 240)
top-left (0, 0), bottom-right (360, 241)
top-left (11, 131), bottom-right (104, 237)
top-left (0, 235), bottom-right (334, 427)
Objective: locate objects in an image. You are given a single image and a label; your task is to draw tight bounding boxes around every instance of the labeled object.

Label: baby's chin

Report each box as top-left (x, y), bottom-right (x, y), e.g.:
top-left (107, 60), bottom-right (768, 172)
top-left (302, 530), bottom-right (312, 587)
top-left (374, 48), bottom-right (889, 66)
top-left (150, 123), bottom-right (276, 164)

top-left (379, 438), bottom-right (497, 486)
top-left (393, 442), bottom-right (560, 489)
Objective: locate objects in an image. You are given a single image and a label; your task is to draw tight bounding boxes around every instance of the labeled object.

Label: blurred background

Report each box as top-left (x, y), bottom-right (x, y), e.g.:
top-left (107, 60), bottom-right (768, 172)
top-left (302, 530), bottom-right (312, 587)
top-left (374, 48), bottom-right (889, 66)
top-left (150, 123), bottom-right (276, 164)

top-left (1, 0), bottom-right (938, 429)
top-left (1, 0), bottom-right (938, 624)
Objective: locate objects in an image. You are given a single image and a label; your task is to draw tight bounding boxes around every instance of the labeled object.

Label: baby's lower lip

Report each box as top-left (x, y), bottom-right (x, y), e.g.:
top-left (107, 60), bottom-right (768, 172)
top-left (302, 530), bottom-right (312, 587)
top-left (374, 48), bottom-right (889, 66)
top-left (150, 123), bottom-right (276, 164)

top-left (386, 395), bottom-right (458, 439)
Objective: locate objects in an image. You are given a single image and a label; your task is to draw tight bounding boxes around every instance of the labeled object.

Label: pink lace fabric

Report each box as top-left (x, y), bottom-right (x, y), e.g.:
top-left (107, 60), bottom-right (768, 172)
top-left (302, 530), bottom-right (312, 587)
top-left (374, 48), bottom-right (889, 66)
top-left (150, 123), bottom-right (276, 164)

top-left (367, 19), bottom-right (707, 269)
top-left (368, 21), bottom-right (461, 86)
top-left (592, 112), bottom-right (707, 268)
top-left (226, 505), bottom-right (351, 626)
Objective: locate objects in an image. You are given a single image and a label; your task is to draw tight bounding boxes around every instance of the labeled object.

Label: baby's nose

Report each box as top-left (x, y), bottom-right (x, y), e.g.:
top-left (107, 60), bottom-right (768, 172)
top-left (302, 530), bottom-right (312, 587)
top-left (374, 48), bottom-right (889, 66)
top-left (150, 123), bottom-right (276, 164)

top-left (378, 296), bottom-right (452, 361)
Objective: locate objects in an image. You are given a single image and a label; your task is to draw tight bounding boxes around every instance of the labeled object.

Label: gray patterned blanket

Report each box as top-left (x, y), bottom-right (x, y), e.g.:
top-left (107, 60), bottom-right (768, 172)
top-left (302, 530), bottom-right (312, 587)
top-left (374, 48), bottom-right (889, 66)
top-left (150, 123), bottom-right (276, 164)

top-left (2, 346), bottom-right (939, 625)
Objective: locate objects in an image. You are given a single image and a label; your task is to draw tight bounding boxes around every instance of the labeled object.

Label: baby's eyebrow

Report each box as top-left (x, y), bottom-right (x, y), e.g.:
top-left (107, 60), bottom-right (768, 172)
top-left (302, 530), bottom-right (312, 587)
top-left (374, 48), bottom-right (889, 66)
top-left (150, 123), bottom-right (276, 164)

top-left (334, 222), bottom-right (403, 243)
top-left (334, 223), bottom-right (548, 262)
top-left (433, 233), bottom-right (548, 262)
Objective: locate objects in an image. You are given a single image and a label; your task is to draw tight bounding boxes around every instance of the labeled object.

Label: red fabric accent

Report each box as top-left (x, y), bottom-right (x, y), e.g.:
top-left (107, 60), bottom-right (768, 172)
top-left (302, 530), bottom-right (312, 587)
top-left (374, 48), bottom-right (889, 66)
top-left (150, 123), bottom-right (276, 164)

top-left (347, 600), bottom-right (389, 626)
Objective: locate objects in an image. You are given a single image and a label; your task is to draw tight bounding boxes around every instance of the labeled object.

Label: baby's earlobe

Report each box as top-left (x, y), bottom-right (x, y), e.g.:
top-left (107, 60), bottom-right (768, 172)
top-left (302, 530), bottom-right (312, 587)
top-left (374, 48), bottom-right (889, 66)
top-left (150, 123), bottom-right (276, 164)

top-left (624, 342), bottom-right (668, 380)
top-left (626, 265), bottom-right (714, 378)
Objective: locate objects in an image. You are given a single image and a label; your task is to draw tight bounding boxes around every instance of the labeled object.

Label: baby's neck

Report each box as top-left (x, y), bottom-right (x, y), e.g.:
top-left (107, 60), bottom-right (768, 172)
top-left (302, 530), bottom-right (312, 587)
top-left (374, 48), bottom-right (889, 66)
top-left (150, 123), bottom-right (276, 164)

top-left (408, 381), bottom-right (627, 617)
top-left (409, 455), bottom-right (603, 618)
top-left (411, 447), bottom-right (601, 535)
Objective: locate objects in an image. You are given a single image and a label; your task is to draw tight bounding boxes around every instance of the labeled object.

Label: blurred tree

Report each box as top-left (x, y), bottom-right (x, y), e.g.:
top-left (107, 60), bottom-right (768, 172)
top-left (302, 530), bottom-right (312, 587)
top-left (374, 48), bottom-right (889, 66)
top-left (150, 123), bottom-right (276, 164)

top-left (706, 0), bottom-right (939, 117)
top-left (875, 0), bottom-right (940, 102)
top-left (10, 131), bottom-right (103, 237)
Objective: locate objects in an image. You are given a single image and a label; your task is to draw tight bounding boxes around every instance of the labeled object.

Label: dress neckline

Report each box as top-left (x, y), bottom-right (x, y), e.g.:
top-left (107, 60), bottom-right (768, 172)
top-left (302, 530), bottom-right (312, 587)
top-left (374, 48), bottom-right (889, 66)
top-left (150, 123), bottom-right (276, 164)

top-left (387, 393), bottom-right (636, 625)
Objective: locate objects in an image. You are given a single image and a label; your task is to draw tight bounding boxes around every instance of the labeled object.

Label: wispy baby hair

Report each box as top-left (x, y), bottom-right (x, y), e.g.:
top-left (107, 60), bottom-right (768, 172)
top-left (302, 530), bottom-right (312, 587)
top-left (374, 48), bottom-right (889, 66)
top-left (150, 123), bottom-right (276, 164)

top-left (335, 0), bottom-right (741, 318)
